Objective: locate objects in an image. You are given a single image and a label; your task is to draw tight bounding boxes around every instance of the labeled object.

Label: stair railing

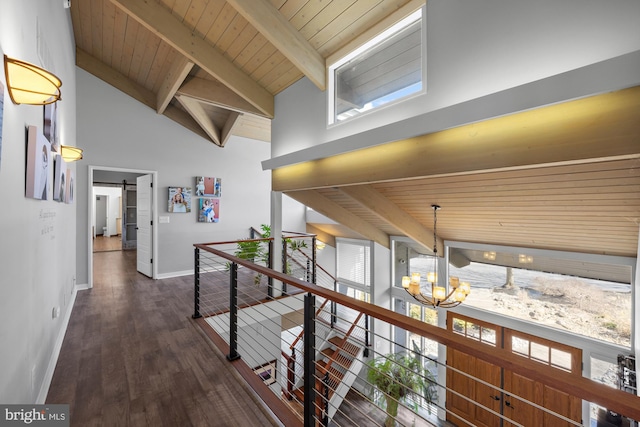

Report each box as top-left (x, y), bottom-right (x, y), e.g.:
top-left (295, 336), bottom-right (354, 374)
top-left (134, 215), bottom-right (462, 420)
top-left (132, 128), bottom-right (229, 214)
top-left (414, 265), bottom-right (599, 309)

top-left (193, 240), bottom-right (640, 427)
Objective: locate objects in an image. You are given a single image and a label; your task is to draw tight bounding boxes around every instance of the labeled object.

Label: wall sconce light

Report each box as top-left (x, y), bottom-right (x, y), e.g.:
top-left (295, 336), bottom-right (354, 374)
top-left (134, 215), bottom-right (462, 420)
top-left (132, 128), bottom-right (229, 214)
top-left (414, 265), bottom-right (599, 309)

top-left (4, 54), bottom-right (62, 105)
top-left (60, 145), bottom-right (83, 162)
top-left (316, 240), bottom-right (326, 251)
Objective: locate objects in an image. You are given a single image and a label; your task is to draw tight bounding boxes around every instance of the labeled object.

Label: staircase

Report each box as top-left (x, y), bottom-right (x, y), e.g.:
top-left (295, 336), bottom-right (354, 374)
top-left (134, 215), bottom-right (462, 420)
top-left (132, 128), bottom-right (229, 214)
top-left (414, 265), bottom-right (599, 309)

top-left (285, 300), bottom-right (367, 425)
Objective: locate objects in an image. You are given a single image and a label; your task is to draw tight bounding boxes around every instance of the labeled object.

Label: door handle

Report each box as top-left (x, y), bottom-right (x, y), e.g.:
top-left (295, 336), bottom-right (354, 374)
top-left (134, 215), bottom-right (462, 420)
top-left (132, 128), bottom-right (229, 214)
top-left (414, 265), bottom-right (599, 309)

top-left (490, 395), bottom-right (500, 401)
top-left (505, 400), bottom-right (514, 409)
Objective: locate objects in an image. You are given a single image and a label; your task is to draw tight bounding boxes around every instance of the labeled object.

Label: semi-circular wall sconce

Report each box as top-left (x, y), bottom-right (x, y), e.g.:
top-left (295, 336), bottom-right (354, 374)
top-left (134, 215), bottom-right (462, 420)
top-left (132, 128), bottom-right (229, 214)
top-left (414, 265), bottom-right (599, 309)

top-left (60, 145), bottom-right (83, 162)
top-left (4, 54), bottom-right (62, 105)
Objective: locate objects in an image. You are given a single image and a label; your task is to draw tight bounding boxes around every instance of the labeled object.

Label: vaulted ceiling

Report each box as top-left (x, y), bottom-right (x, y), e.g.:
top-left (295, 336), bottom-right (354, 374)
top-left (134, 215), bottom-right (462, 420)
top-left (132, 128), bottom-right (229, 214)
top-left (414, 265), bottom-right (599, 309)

top-left (71, 0), bottom-right (640, 277)
top-left (71, 0), bottom-right (417, 146)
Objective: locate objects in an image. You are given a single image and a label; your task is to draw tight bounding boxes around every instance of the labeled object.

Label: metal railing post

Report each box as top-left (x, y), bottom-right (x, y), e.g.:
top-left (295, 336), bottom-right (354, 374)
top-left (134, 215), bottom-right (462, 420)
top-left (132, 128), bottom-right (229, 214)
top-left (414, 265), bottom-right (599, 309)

top-left (311, 236), bottom-right (317, 284)
top-left (331, 280), bottom-right (337, 328)
top-left (192, 247), bottom-right (202, 319)
top-left (322, 372), bottom-right (329, 427)
top-left (287, 349), bottom-right (296, 400)
top-left (281, 239), bottom-right (288, 295)
top-left (303, 293), bottom-right (316, 426)
top-left (227, 262), bottom-right (241, 361)
top-left (364, 314), bottom-right (370, 357)
top-left (267, 240), bottom-right (273, 298)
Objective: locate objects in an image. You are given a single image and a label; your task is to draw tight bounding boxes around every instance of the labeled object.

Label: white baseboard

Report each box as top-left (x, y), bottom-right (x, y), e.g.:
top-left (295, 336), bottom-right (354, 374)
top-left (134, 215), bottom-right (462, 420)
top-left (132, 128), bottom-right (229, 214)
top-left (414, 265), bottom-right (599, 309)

top-left (36, 285), bottom-right (79, 404)
top-left (75, 282), bottom-right (91, 291)
top-left (157, 270), bottom-right (193, 279)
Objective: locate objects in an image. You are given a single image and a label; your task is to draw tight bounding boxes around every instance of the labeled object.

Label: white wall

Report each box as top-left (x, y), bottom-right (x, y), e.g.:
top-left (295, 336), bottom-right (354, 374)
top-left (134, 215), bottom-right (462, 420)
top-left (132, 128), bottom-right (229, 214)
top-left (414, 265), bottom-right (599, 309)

top-left (75, 68), bottom-right (274, 283)
top-left (267, 0), bottom-right (640, 167)
top-left (0, 0), bottom-right (77, 403)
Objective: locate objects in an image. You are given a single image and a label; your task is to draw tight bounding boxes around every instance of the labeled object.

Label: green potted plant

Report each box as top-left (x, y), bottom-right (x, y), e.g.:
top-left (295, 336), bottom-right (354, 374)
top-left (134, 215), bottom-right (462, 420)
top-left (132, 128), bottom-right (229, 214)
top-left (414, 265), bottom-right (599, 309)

top-left (367, 352), bottom-right (436, 427)
top-left (231, 224), bottom-right (309, 284)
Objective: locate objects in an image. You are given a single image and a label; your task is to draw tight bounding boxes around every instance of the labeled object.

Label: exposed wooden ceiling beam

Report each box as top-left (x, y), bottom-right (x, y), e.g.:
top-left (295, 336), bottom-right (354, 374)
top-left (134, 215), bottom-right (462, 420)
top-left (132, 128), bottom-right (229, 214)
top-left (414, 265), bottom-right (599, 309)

top-left (339, 185), bottom-right (442, 254)
top-left (305, 224), bottom-right (336, 248)
top-left (225, 0), bottom-right (326, 91)
top-left (175, 95), bottom-right (221, 146)
top-left (220, 111), bottom-right (242, 147)
top-left (76, 47), bottom-right (209, 140)
top-left (110, 0), bottom-right (274, 118)
top-left (233, 115), bottom-right (271, 143)
top-left (157, 56), bottom-right (193, 114)
top-left (285, 190), bottom-right (390, 248)
top-left (177, 77), bottom-right (267, 118)
top-left (162, 105), bottom-right (211, 141)
top-left (272, 86), bottom-right (640, 192)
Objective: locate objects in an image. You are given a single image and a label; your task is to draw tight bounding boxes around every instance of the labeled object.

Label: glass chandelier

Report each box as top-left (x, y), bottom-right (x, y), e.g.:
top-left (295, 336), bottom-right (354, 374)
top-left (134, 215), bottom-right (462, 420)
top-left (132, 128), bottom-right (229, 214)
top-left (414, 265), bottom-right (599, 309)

top-left (402, 204), bottom-right (470, 308)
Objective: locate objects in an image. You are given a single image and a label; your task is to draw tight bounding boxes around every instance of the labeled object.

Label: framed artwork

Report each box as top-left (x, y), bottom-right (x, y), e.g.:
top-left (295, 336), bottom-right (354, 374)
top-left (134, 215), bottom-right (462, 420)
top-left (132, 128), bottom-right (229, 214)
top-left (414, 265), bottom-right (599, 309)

top-left (25, 126), bottom-right (51, 200)
top-left (53, 156), bottom-right (67, 202)
top-left (43, 101), bottom-right (60, 153)
top-left (195, 176), bottom-right (221, 197)
top-left (253, 360), bottom-right (276, 386)
top-left (65, 168), bottom-right (74, 204)
top-left (198, 198), bottom-right (220, 223)
top-left (168, 186), bottom-right (191, 213)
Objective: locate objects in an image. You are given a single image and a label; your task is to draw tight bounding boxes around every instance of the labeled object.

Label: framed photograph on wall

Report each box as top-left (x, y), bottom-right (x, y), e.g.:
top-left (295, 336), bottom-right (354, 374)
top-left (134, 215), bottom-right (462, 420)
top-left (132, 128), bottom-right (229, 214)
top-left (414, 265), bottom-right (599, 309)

top-left (43, 101), bottom-right (60, 153)
top-left (195, 176), bottom-right (221, 197)
top-left (65, 168), bottom-right (74, 204)
top-left (168, 186), bottom-right (191, 213)
top-left (253, 360), bottom-right (276, 386)
top-left (53, 156), bottom-right (67, 202)
top-left (25, 126), bottom-right (51, 200)
top-left (197, 198), bottom-right (220, 223)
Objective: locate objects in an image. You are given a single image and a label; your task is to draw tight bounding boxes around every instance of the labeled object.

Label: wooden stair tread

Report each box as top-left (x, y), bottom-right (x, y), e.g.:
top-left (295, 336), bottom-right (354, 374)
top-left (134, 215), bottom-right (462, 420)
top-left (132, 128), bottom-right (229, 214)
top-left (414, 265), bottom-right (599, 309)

top-left (328, 336), bottom-right (361, 356)
top-left (319, 348), bottom-right (356, 372)
top-left (316, 360), bottom-right (344, 377)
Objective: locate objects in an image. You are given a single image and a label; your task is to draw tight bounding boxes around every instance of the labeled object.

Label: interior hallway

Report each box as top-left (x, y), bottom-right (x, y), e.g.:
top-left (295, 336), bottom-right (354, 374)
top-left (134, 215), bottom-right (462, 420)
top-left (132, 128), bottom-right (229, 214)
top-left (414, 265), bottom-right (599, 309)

top-left (46, 250), bottom-right (279, 426)
top-left (93, 235), bottom-right (122, 252)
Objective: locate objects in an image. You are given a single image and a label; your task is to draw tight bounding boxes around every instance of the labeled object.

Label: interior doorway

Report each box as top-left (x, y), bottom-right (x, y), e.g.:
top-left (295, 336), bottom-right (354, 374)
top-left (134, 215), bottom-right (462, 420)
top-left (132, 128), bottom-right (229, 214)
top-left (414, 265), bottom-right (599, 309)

top-left (88, 166), bottom-right (158, 288)
top-left (93, 186), bottom-right (123, 252)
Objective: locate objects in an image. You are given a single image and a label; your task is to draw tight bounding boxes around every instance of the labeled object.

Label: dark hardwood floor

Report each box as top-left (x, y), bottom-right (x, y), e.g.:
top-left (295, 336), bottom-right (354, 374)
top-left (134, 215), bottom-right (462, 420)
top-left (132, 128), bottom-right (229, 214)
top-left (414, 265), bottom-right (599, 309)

top-left (46, 250), bottom-right (279, 427)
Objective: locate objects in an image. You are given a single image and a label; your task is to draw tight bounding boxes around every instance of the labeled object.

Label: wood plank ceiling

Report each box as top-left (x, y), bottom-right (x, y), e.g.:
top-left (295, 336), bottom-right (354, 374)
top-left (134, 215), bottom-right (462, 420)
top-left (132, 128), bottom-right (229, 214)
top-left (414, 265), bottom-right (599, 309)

top-left (71, 0), bottom-right (415, 145)
top-left (71, 0), bottom-right (640, 277)
top-left (279, 86), bottom-right (640, 273)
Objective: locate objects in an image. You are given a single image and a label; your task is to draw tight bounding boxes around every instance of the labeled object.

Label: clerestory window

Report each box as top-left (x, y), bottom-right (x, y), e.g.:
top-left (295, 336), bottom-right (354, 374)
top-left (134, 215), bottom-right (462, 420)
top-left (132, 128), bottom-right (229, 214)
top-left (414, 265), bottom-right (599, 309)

top-left (328, 7), bottom-right (425, 125)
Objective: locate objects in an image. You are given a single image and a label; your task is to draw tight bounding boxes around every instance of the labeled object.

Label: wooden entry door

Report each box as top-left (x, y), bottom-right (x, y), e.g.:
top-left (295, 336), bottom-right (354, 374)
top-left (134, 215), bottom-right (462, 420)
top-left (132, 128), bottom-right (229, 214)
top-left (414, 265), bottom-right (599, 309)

top-left (446, 314), bottom-right (582, 427)
top-left (502, 330), bottom-right (582, 427)
top-left (446, 315), bottom-right (502, 427)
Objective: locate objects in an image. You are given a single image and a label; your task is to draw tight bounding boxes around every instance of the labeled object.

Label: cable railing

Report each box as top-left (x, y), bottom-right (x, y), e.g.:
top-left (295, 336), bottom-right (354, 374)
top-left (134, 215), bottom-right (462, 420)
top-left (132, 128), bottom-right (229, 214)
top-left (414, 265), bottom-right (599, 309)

top-left (192, 239), bottom-right (640, 427)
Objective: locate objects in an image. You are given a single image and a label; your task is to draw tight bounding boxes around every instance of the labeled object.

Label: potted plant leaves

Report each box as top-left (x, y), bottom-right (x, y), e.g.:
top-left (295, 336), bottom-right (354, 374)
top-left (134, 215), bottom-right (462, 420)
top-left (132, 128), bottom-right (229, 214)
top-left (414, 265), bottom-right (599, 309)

top-left (367, 351), bottom-right (436, 427)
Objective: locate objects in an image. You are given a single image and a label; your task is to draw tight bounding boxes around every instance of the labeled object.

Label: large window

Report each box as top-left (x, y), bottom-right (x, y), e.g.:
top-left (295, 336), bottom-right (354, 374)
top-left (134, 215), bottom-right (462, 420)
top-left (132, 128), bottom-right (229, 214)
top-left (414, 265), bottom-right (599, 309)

top-left (336, 238), bottom-right (372, 289)
top-left (327, 8), bottom-right (425, 125)
top-left (447, 243), bottom-right (634, 348)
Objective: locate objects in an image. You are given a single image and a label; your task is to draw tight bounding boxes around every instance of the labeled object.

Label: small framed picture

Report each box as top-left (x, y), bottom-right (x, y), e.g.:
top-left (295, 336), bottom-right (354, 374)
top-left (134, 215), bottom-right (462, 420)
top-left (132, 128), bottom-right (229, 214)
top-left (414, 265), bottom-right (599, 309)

top-left (195, 176), bottom-right (221, 197)
top-left (168, 186), bottom-right (192, 213)
top-left (198, 198), bottom-right (220, 223)
top-left (253, 360), bottom-right (276, 386)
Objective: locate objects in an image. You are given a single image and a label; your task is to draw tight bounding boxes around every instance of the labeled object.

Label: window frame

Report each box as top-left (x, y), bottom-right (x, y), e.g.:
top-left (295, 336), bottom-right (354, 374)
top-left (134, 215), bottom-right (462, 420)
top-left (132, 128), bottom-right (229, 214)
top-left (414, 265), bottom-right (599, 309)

top-left (327, 6), bottom-right (426, 127)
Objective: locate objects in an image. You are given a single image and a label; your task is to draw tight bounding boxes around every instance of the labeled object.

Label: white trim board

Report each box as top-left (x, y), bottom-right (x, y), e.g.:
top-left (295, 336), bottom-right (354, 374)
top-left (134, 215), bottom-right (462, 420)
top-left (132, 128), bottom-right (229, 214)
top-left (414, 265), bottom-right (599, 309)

top-left (36, 285), bottom-right (79, 403)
